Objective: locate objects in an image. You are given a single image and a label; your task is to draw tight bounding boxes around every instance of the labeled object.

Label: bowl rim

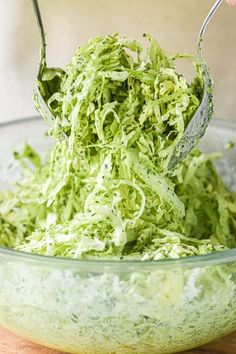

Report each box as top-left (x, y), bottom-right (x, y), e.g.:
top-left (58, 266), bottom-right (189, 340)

top-left (0, 116), bottom-right (236, 270)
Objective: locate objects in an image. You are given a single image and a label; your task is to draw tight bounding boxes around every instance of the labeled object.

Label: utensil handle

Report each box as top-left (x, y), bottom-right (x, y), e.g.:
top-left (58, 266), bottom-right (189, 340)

top-left (197, 0), bottom-right (223, 58)
top-left (31, 0), bottom-right (46, 74)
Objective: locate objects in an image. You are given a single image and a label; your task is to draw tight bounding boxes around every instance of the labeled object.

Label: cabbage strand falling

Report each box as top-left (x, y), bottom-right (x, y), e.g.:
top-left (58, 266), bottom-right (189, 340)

top-left (0, 34), bottom-right (236, 259)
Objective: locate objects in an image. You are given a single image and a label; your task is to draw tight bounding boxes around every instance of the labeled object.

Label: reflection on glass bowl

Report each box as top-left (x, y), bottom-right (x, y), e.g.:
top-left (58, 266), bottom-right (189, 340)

top-left (0, 117), bottom-right (236, 354)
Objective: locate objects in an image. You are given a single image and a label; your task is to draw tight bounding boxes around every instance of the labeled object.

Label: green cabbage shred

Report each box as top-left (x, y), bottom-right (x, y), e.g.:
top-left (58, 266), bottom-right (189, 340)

top-left (1, 33), bottom-right (236, 259)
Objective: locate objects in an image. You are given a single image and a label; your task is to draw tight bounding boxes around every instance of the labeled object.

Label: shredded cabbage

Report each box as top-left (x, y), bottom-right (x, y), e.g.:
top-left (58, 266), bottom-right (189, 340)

top-left (1, 33), bottom-right (236, 259)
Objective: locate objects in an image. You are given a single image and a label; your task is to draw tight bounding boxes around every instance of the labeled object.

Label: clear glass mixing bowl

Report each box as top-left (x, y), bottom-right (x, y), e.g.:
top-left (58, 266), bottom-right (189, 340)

top-left (0, 117), bottom-right (236, 354)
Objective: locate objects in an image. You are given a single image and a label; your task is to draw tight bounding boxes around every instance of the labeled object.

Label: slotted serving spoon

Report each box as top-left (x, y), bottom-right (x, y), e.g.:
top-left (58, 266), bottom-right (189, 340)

top-left (168, 0), bottom-right (223, 170)
top-left (31, 0), bottom-right (65, 130)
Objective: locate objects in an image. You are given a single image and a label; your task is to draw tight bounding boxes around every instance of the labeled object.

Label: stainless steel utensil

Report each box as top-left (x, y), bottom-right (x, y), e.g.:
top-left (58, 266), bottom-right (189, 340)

top-left (31, 0), bottom-right (64, 129)
top-left (168, 0), bottom-right (223, 170)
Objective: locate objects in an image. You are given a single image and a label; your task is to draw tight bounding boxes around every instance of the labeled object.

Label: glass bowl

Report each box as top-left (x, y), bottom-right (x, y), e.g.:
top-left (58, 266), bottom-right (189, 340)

top-left (0, 117), bottom-right (236, 354)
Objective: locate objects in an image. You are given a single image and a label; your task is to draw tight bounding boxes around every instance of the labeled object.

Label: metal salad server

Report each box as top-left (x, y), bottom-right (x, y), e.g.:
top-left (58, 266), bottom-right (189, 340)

top-left (168, 0), bottom-right (224, 170)
top-left (31, 0), bottom-right (223, 150)
top-left (31, 0), bottom-right (65, 129)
